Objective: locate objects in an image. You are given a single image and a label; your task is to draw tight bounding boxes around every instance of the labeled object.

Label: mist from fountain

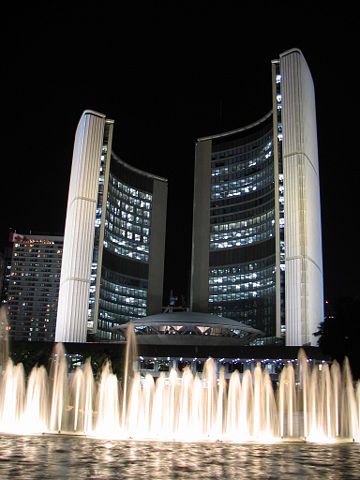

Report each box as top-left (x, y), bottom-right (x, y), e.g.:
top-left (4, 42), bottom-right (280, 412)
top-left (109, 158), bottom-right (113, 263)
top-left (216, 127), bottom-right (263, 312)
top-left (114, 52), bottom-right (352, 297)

top-left (0, 306), bottom-right (9, 372)
top-left (0, 317), bottom-right (359, 443)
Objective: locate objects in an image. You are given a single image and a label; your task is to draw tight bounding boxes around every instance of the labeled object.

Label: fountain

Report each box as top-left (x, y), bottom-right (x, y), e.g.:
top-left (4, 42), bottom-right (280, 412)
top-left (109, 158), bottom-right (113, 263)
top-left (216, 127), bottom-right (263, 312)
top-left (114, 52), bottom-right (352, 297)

top-left (0, 309), bottom-right (359, 443)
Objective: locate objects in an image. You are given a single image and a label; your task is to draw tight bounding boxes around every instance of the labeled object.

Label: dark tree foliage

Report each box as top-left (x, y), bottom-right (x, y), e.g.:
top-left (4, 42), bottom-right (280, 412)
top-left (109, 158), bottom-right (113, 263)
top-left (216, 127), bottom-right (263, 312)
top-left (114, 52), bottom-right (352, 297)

top-left (8, 342), bottom-right (125, 378)
top-left (9, 342), bottom-right (53, 374)
top-left (315, 297), bottom-right (360, 380)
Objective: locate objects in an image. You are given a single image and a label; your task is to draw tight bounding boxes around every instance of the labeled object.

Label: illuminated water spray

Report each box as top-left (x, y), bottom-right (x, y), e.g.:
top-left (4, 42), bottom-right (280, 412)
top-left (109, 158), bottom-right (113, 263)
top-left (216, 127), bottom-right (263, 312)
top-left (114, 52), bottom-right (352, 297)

top-left (0, 316), bottom-right (359, 442)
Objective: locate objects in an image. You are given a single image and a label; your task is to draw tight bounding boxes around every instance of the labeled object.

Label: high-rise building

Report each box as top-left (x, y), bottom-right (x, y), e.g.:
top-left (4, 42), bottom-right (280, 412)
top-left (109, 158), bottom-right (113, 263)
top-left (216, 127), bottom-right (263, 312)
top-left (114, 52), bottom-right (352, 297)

top-left (191, 49), bottom-right (323, 346)
top-left (56, 110), bottom-right (167, 343)
top-left (7, 232), bottom-right (63, 342)
top-left (0, 252), bottom-right (6, 304)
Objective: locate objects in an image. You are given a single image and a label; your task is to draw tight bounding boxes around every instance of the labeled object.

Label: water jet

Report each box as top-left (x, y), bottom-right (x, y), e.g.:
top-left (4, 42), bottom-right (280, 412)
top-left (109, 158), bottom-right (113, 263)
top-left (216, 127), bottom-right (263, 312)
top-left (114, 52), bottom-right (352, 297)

top-left (0, 318), bottom-right (359, 443)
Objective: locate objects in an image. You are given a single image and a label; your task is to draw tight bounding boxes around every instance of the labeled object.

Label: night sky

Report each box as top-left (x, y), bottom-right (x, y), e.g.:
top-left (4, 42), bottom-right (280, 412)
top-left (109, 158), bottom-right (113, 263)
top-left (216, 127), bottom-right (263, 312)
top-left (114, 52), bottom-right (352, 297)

top-left (2, 4), bottom-right (358, 307)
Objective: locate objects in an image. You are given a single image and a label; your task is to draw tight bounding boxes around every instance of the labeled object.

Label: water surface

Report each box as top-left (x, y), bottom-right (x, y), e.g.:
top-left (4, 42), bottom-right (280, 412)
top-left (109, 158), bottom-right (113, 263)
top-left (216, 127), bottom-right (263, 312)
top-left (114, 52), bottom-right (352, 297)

top-left (1, 435), bottom-right (359, 479)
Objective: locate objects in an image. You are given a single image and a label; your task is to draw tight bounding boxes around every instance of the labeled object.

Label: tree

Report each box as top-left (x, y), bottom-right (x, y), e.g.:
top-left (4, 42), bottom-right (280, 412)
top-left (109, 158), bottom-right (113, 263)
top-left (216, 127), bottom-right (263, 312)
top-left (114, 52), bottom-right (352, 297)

top-left (314, 297), bottom-right (360, 380)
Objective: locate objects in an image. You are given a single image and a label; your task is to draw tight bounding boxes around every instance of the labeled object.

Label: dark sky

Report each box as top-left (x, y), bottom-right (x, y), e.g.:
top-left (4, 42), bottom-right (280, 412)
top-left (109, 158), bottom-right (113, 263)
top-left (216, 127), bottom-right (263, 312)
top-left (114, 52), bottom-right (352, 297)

top-left (1, 4), bottom-right (358, 306)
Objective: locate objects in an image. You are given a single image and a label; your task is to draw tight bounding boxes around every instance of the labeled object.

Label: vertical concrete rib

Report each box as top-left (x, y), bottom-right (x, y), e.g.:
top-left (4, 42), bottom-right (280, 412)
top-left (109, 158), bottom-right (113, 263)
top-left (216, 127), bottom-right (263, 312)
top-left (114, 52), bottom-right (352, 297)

top-left (147, 178), bottom-right (168, 315)
top-left (190, 139), bottom-right (212, 312)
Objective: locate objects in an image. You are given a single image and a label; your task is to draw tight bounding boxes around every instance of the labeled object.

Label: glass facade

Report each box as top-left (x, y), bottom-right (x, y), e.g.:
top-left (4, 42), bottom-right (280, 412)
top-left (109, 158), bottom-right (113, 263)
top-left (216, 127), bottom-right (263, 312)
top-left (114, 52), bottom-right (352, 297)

top-left (104, 175), bottom-right (152, 262)
top-left (88, 125), bottom-right (111, 331)
top-left (208, 115), bottom-right (278, 341)
top-left (90, 152), bottom-right (155, 342)
top-left (96, 269), bottom-right (148, 341)
top-left (274, 61), bottom-right (286, 337)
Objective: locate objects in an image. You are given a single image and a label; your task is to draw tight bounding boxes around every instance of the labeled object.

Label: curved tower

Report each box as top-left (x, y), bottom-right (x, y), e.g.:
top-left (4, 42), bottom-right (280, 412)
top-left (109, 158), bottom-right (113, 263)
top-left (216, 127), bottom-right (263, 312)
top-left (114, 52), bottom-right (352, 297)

top-left (275, 49), bottom-right (323, 346)
top-left (192, 113), bottom-right (278, 342)
top-left (56, 110), bottom-right (167, 342)
top-left (191, 49), bottom-right (323, 346)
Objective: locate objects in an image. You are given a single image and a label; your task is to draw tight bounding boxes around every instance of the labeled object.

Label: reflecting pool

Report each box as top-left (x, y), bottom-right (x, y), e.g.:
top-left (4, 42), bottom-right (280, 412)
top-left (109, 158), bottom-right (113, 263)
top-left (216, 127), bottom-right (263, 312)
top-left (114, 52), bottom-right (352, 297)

top-left (1, 435), bottom-right (360, 479)
top-left (1, 316), bottom-right (360, 478)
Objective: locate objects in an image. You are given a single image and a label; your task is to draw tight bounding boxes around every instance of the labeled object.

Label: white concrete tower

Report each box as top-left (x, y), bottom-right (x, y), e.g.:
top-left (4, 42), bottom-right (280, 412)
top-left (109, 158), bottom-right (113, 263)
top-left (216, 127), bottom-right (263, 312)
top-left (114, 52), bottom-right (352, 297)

top-left (280, 49), bottom-right (324, 345)
top-left (55, 111), bottom-right (106, 342)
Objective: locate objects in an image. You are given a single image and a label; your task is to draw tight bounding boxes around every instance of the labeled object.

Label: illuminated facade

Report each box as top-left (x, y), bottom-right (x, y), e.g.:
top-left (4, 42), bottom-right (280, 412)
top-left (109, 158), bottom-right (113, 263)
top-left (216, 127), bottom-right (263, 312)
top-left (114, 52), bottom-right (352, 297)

top-left (56, 111), bottom-right (167, 343)
top-left (7, 233), bottom-right (63, 341)
top-left (191, 49), bottom-right (323, 346)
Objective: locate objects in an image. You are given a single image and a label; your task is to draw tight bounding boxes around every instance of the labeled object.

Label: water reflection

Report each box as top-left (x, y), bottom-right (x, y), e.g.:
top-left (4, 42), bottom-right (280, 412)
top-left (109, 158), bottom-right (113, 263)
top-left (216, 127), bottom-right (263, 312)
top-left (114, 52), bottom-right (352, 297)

top-left (1, 435), bottom-right (360, 480)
